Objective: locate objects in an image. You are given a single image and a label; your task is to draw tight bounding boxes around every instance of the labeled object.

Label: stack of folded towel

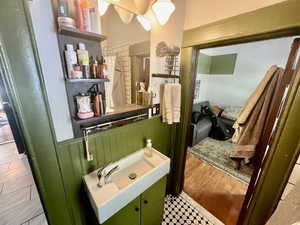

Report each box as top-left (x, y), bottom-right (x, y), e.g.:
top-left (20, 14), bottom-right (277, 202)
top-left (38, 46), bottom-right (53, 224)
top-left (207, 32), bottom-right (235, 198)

top-left (160, 83), bottom-right (181, 124)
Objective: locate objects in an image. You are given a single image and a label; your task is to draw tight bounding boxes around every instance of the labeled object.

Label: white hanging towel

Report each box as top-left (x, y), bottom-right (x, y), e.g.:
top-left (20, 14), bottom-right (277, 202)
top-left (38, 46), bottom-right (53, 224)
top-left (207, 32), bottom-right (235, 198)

top-left (160, 83), bottom-right (181, 124)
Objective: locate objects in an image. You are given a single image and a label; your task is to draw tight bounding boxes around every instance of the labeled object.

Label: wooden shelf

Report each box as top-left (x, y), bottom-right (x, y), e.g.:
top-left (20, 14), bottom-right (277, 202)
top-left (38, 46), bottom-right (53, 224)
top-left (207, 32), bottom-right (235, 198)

top-left (58, 25), bottom-right (106, 42)
top-left (152, 74), bottom-right (180, 79)
top-left (66, 78), bottom-right (110, 83)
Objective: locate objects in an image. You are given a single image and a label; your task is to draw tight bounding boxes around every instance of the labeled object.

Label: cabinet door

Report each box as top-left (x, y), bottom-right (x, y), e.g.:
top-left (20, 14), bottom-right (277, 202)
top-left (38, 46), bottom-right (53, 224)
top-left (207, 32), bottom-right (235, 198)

top-left (102, 197), bottom-right (140, 225)
top-left (141, 176), bottom-right (167, 225)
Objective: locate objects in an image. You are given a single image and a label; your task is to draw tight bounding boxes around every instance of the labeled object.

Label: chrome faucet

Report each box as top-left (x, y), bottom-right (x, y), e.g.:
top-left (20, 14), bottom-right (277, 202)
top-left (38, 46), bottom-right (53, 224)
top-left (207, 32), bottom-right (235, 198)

top-left (97, 165), bottom-right (120, 188)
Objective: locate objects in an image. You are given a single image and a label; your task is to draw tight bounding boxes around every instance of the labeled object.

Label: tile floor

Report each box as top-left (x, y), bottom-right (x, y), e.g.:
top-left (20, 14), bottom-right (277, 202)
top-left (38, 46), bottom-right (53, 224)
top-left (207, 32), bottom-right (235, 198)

top-left (0, 142), bottom-right (47, 225)
top-left (162, 193), bottom-right (224, 225)
top-left (0, 142), bottom-right (218, 225)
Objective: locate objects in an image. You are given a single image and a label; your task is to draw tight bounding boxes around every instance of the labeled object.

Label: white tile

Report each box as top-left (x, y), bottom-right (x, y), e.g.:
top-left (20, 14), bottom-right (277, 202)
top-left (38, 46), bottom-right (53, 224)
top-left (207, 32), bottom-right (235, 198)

top-left (281, 183), bottom-right (295, 200)
top-left (30, 185), bottom-right (40, 201)
top-left (0, 166), bottom-right (32, 183)
top-left (9, 157), bottom-right (30, 171)
top-left (0, 186), bottom-right (31, 213)
top-left (289, 164), bottom-right (300, 185)
top-left (0, 199), bottom-right (43, 225)
top-left (2, 174), bottom-right (34, 194)
top-left (29, 213), bottom-right (48, 225)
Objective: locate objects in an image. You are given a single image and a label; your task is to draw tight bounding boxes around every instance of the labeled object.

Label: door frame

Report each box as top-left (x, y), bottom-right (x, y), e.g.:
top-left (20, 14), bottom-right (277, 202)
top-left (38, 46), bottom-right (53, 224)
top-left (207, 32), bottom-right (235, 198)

top-left (0, 50), bottom-right (27, 151)
top-left (0, 1), bottom-right (73, 225)
top-left (171, 1), bottom-right (300, 225)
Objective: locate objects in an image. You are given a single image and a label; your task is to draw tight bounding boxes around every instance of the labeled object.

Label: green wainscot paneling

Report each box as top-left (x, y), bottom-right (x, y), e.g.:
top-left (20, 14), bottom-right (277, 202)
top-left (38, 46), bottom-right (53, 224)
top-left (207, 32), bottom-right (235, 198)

top-left (197, 53), bottom-right (237, 75)
top-left (57, 116), bottom-right (174, 225)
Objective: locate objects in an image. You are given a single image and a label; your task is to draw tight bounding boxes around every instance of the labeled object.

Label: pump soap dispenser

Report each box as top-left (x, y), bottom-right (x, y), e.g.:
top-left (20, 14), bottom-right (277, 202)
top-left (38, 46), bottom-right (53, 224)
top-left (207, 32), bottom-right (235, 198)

top-left (145, 139), bottom-right (153, 157)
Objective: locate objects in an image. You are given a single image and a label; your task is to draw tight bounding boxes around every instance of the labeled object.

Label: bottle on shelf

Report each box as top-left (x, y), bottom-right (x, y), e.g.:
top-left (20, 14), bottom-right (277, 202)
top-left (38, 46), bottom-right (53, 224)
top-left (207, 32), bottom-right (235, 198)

top-left (58, 0), bottom-right (69, 17)
top-left (89, 56), bottom-right (98, 79)
top-left (74, 0), bottom-right (84, 30)
top-left (77, 43), bottom-right (90, 78)
top-left (64, 44), bottom-right (78, 79)
top-left (73, 64), bottom-right (83, 79)
top-left (81, 0), bottom-right (92, 32)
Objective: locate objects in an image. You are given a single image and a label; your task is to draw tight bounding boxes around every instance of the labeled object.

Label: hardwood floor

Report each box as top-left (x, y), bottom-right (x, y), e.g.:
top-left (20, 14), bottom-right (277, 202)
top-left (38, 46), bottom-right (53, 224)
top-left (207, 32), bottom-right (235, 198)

top-left (184, 154), bottom-right (248, 225)
top-left (0, 142), bottom-right (47, 225)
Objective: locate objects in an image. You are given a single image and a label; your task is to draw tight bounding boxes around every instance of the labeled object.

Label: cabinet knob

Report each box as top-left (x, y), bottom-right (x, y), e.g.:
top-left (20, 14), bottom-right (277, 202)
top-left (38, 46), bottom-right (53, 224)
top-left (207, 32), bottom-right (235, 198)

top-left (143, 200), bottom-right (148, 204)
top-left (135, 207), bottom-right (139, 212)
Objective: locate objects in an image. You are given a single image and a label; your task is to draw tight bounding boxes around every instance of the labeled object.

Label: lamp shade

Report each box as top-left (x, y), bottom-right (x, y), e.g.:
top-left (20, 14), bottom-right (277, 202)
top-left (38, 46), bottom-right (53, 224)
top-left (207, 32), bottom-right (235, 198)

top-left (98, 0), bottom-right (110, 16)
top-left (152, 0), bottom-right (175, 25)
top-left (134, 0), bottom-right (152, 15)
top-left (114, 5), bottom-right (134, 24)
top-left (136, 15), bottom-right (151, 31)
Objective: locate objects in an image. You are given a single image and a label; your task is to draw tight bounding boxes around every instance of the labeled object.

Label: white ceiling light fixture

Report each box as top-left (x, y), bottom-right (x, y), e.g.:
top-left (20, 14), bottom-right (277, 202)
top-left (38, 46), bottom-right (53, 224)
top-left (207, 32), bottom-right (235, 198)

top-left (136, 15), bottom-right (151, 31)
top-left (134, 0), bottom-right (152, 15)
top-left (152, 0), bottom-right (175, 25)
top-left (114, 5), bottom-right (134, 24)
top-left (99, 0), bottom-right (111, 16)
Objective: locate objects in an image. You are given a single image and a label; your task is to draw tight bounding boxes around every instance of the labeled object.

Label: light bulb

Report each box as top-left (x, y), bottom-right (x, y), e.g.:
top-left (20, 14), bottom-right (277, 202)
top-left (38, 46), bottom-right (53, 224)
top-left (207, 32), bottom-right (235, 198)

top-left (99, 0), bottom-right (110, 16)
top-left (152, 0), bottom-right (175, 25)
top-left (136, 15), bottom-right (152, 31)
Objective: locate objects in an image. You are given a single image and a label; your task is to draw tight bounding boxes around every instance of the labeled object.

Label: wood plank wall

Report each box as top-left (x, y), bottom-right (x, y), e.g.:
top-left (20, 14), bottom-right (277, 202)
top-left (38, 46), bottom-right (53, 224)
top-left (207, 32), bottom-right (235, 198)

top-left (56, 116), bottom-right (174, 225)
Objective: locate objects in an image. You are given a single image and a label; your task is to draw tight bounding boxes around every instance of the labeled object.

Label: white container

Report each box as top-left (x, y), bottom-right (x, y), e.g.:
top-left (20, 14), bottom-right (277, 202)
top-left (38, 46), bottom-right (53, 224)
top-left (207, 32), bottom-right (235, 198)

top-left (64, 44), bottom-right (78, 79)
top-left (77, 43), bottom-right (90, 78)
top-left (76, 94), bottom-right (92, 113)
top-left (77, 43), bottom-right (89, 65)
top-left (144, 139), bottom-right (153, 157)
top-left (89, 0), bottom-right (101, 34)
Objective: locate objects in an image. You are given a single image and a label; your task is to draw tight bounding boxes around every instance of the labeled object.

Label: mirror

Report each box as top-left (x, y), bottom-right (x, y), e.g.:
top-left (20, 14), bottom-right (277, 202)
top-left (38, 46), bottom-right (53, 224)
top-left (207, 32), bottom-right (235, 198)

top-left (101, 6), bottom-right (151, 113)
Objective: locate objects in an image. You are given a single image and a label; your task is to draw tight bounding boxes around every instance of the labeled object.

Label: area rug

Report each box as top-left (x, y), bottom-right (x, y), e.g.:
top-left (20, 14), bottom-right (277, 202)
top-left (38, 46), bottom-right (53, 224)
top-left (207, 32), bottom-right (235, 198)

top-left (188, 137), bottom-right (253, 184)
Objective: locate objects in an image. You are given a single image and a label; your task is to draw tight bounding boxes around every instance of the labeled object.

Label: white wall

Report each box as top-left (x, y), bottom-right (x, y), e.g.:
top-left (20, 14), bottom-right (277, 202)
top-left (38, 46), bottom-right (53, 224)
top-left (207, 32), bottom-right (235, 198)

top-left (184, 0), bottom-right (288, 30)
top-left (150, 0), bottom-right (186, 104)
top-left (28, 0), bottom-right (74, 141)
top-left (196, 37), bottom-right (295, 107)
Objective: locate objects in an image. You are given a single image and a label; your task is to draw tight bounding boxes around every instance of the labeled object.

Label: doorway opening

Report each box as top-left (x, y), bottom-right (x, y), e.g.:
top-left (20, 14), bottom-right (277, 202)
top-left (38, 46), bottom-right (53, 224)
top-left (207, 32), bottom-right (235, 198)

top-left (0, 42), bottom-right (47, 225)
top-left (183, 36), bottom-right (300, 225)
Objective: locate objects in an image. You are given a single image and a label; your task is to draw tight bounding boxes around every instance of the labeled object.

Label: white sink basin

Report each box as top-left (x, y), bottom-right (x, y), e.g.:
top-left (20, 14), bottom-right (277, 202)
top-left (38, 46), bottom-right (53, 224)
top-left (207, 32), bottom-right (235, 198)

top-left (83, 148), bottom-right (170, 224)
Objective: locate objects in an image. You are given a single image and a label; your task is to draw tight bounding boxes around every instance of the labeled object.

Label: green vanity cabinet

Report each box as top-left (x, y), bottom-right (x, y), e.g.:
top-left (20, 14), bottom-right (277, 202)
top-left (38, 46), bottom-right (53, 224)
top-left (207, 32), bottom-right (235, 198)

top-left (141, 176), bottom-right (167, 225)
top-left (102, 176), bottom-right (167, 225)
top-left (102, 197), bottom-right (141, 225)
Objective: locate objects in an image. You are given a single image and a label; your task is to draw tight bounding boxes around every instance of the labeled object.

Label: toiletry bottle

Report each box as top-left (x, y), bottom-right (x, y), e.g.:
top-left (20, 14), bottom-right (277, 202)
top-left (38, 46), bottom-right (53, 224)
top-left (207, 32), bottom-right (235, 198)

top-left (73, 64), bottom-right (83, 79)
top-left (89, 0), bottom-right (101, 33)
top-left (58, 0), bottom-right (69, 17)
top-left (89, 56), bottom-right (98, 78)
top-left (81, 0), bottom-right (92, 31)
top-left (74, 0), bottom-right (84, 30)
top-left (145, 139), bottom-right (153, 157)
top-left (77, 43), bottom-right (90, 78)
top-left (64, 44), bottom-right (78, 79)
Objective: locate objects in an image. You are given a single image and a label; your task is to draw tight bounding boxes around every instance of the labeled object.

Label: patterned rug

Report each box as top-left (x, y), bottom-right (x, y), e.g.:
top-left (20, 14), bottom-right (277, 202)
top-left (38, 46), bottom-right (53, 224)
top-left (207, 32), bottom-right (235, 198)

top-left (188, 137), bottom-right (253, 184)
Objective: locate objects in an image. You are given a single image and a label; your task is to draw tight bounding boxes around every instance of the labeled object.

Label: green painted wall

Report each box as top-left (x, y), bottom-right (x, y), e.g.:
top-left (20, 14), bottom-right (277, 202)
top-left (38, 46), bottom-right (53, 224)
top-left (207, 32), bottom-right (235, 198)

top-left (0, 1), bottom-right (174, 225)
top-left (57, 116), bottom-right (174, 225)
top-left (197, 53), bottom-right (237, 74)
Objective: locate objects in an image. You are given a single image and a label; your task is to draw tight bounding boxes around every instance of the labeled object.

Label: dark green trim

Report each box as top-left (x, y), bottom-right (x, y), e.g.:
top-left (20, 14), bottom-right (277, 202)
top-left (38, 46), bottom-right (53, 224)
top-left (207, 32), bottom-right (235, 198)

top-left (0, 1), bottom-right (73, 225)
top-left (171, 47), bottom-right (198, 194)
top-left (175, 1), bottom-right (300, 225)
top-left (183, 0), bottom-right (300, 49)
top-left (244, 65), bottom-right (300, 224)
